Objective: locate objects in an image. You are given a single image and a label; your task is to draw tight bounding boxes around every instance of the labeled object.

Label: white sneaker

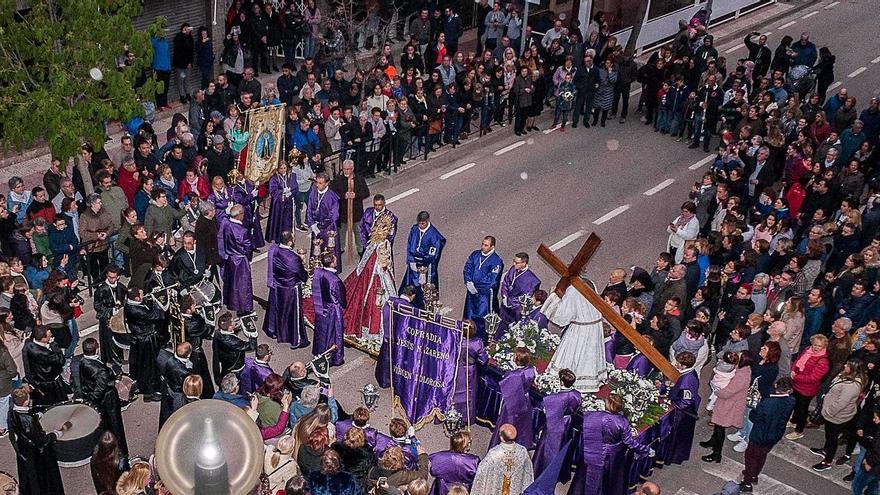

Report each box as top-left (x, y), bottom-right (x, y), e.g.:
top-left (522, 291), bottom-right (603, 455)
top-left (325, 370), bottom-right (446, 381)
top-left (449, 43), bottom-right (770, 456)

top-left (733, 440), bottom-right (749, 453)
top-left (727, 432), bottom-right (744, 442)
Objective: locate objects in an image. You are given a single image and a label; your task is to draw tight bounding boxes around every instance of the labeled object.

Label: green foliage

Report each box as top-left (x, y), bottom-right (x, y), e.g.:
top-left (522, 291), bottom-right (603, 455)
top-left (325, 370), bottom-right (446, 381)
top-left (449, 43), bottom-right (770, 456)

top-left (0, 0), bottom-right (162, 162)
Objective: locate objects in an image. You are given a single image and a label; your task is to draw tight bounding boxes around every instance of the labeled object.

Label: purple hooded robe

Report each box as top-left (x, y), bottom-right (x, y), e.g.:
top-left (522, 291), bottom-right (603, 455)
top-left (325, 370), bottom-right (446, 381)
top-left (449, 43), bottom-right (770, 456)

top-left (265, 172), bottom-right (296, 243)
top-left (263, 244), bottom-right (308, 348)
top-left (428, 450), bottom-right (480, 495)
top-left (218, 219), bottom-right (253, 312)
top-left (532, 389), bottom-right (581, 481)
top-left (311, 266), bottom-right (346, 365)
top-left (489, 366), bottom-right (537, 450)
top-left (567, 411), bottom-right (650, 495)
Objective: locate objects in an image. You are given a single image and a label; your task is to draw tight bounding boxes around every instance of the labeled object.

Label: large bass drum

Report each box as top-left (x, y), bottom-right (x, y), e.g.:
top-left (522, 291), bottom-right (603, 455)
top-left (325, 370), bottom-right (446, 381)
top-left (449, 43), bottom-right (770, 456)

top-left (190, 278), bottom-right (221, 328)
top-left (0, 470), bottom-right (17, 495)
top-left (40, 402), bottom-right (101, 467)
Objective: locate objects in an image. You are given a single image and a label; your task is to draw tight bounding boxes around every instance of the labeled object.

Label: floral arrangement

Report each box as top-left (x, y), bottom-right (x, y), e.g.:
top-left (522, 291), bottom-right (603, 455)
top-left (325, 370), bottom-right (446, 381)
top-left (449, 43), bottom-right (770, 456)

top-left (350, 333), bottom-right (383, 355)
top-left (605, 368), bottom-right (666, 428)
top-left (581, 394), bottom-right (605, 412)
top-left (488, 319), bottom-right (560, 371)
top-left (534, 371), bottom-right (561, 394)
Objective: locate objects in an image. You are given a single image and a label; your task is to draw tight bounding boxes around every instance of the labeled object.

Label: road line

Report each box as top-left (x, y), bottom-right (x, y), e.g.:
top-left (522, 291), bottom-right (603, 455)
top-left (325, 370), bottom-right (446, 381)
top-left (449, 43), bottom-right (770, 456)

top-left (701, 456), bottom-right (801, 494)
top-left (440, 162), bottom-right (476, 180)
top-left (873, 55), bottom-right (880, 64)
top-left (777, 20), bottom-right (797, 30)
top-left (643, 179), bottom-right (675, 196)
top-left (82, 324), bottom-right (99, 337)
top-left (773, 440), bottom-right (851, 489)
top-left (802, 10), bottom-right (819, 18)
top-left (335, 355), bottom-right (369, 376)
top-left (688, 155), bottom-right (715, 170)
top-left (724, 43), bottom-right (744, 54)
top-left (763, 31), bottom-right (773, 36)
top-left (543, 126), bottom-right (559, 134)
top-left (593, 205), bottom-right (630, 225)
top-left (253, 251), bottom-right (269, 263)
top-left (673, 490), bottom-right (701, 495)
top-left (385, 188), bottom-right (420, 204)
top-left (824, 0), bottom-right (840, 8)
top-left (493, 140), bottom-right (525, 156)
top-left (549, 231), bottom-right (585, 251)
top-left (849, 67), bottom-right (868, 78)
top-left (630, 87), bottom-right (642, 96)
top-left (828, 81), bottom-right (842, 91)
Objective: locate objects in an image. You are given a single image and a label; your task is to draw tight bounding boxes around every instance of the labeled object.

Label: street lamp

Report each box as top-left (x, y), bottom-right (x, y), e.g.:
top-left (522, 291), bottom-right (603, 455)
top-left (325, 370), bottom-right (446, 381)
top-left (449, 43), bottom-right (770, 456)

top-left (361, 384), bottom-right (380, 411)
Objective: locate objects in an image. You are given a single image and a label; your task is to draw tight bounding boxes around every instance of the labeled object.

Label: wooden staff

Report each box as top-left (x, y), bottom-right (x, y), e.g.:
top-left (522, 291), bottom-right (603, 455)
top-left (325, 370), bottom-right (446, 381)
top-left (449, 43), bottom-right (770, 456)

top-left (346, 175), bottom-right (354, 264)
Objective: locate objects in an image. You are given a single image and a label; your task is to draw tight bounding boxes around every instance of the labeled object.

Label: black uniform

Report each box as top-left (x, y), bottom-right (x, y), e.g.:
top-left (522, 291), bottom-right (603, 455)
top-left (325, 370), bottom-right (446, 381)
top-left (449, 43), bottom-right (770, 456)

top-left (124, 300), bottom-right (166, 396)
top-left (80, 356), bottom-right (129, 457)
top-left (8, 406), bottom-right (65, 494)
top-left (93, 281), bottom-right (127, 366)
top-left (157, 349), bottom-right (190, 430)
top-left (182, 312), bottom-right (215, 398)
top-left (171, 246), bottom-right (208, 289)
top-left (212, 330), bottom-right (256, 387)
top-left (22, 340), bottom-right (67, 407)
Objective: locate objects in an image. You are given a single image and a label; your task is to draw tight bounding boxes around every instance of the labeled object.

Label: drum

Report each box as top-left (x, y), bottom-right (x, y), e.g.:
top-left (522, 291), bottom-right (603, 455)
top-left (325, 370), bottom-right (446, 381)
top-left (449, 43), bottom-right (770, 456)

top-left (0, 471), bottom-right (18, 495)
top-left (190, 278), bottom-right (218, 307)
top-left (115, 374), bottom-right (138, 411)
top-left (40, 402), bottom-right (102, 467)
top-left (109, 308), bottom-right (128, 334)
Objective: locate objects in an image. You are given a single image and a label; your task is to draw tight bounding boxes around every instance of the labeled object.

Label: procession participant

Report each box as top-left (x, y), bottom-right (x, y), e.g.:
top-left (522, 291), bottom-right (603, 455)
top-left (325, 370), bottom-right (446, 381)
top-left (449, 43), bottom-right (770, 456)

top-left (265, 159), bottom-right (297, 243)
top-left (462, 236), bottom-right (504, 338)
top-left (241, 343), bottom-right (274, 394)
top-left (283, 360), bottom-right (318, 400)
top-left (375, 285), bottom-right (419, 387)
top-left (158, 342), bottom-right (192, 430)
top-left (331, 159), bottom-right (371, 257)
top-left (568, 394), bottom-right (652, 495)
top-left (79, 337), bottom-right (129, 458)
top-left (399, 211), bottom-right (446, 308)
top-left (124, 287), bottom-right (166, 402)
top-left (428, 430), bottom-right (480, 495)
top-left (93, 266), bottom-right (126, 366)
top-left (451, 319), bottom-right (489, 425)
top-left (360, 194), bottom-right (398, 252)
top-left (343, 212), bottom-right (396, 339)
top-left (307, 173), bottom-right (342, 268)
top-left (658, 351), bottom-right (702, 465)
top-left (471, 424), bottom-right (534, 495)
top-left (312, 253), bottom-right (346, 366)
top-left (179, 295), bottom-right (214, 398)
top-left (207, 176), bottom-right (234, 224)
top-left (219, 204), bottom-right (255, 315)
top-left (498, 252), bottom-right (542, 337)
top-left (8, 387), bottom-right (69, 495)
top-left (22, 325), bottom-right (67, 406)
top-left (170, 231), bottom-right (208, 290)
top-left (228, 168), bottom-right (266, 250)
top-left (212, 311), bottom-right (256, 387)
top-left (264, 231), bottom-right (309, 348)
top-left (143, 256), bottom-right (175, 347)
top-left (533, 369), bottom-right (581, 480)
top-left (335, 406), bottom-right (379, 447)
top-left (489, 347), bottom-right (536, 449)
top-left (194, 201), bottom-right (222, 283)
top-left (527, 290), bottom-right (550, 330)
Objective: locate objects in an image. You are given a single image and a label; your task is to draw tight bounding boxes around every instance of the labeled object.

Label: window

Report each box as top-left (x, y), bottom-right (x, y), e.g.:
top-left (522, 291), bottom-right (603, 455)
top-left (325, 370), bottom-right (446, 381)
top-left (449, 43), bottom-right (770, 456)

top-left (591, 0), bottom-right (647, 33)
top-left (649, 0), bottom-right (697, 20)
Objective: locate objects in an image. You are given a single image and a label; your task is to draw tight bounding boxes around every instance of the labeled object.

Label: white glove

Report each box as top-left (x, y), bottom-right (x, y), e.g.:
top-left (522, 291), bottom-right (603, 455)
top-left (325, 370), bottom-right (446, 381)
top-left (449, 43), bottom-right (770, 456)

top-left (501, 295), bottom-right (508, 307)
top-left (466, 281), bottom-right (477, 294)
top-left (648, 448), bottom-right (656, 458)
top-left (311, 224), bottom-right (320, 235)
top-left (409, 262), bottom-right (418, 272)
top-left (251, 188), bottom-right (259, 197)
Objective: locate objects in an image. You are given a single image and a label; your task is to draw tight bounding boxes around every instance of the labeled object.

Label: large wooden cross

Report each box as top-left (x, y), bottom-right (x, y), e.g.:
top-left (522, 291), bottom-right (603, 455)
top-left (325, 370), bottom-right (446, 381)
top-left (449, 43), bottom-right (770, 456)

top-left (537, 233), bottom-right (680, 381)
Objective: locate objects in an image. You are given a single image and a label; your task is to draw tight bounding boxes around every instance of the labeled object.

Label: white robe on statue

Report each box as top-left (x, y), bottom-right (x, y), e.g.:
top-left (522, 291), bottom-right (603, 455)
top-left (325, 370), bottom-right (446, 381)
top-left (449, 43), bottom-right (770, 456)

top-left (541, 285), bottom-right (608, 393)
top-left (470, 441), bottom-right (534, 495)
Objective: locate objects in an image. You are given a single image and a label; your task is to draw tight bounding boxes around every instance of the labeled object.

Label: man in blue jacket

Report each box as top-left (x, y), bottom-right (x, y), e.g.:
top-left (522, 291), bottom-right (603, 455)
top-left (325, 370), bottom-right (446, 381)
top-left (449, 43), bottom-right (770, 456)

top-left (740, 377), bottom-right (796, 493)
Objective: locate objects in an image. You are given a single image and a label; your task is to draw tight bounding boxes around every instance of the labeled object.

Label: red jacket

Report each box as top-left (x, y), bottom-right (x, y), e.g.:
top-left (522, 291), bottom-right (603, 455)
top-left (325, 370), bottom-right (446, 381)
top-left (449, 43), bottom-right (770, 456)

top-left (792, 352), bottom-right (830, 396)
top-left (179, 176), bottom-right (210, 200)
top-left (117, 167), bottom-right (140, 206)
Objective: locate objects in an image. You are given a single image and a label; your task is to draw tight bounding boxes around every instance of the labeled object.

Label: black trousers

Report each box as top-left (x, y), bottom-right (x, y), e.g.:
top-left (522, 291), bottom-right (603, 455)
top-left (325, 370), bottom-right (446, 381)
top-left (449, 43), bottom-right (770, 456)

top-left (155, 70), bottom-right (171, 107)
top-left (822, 418), bottom-right (852, 463)
top-left (710, 424), bottom-right (726, 455)
top-left (514, 106), bottom-right (528, 133)
top-left (572, 93), bottom-right (593, 126)
top-left (251, 44), bottom-right (270, 74)
top-left (591, 108), bottom-right (608, 126)
top-left (792, 390), bottom-right (814, 433)
top-left (612, 82), bottom-right (632, 118)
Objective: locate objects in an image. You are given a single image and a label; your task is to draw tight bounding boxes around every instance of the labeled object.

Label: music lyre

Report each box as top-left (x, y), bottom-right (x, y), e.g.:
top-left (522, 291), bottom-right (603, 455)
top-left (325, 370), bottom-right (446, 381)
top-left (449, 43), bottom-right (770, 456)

top-left (537, 233), bottom-right (680, 381)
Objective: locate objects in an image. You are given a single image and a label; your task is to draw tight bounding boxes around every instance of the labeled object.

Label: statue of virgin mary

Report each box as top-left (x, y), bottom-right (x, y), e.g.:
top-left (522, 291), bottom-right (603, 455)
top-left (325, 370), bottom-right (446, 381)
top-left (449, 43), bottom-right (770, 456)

top-left (342, 214), bottom-right (397, 341)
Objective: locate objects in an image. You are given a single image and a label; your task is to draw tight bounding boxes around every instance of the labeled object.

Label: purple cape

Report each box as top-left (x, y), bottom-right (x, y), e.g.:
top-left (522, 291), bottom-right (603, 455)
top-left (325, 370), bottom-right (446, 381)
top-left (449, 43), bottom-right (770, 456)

top-left (490, 366), bottom-right (537, 450)
top-left (208, 187), bottom-right (233, 224)
top-left (373, 433), bottom-right (419, 470)
top-left (568, 411), bottom-right (650, 495)
top-left (533, 389), bottom-right (581, 481)
top-left (498, 267), bottom-right (541, 336)
top-left (360, 207), bottom-right (398, 249)
top-left (265, 173), bottom-right (296, 243)
top-left (219, 220), bottom-right (253, 312)
top-left (428, 450), bottom-right (480, 495)
top-left (263, 245), bottom-right (309, 347)
top-left (335, 421), bottom-right (378, 448)
top-left (625, 353), bottom-right (655, 378)
top-left (375, 296), bottom-right (417, 388)
top-left (232, 180), bottom-right (265, 249)
top-left (307, 187), bottom-right (341, 267)
top-left (525, 439), bottom-right (573, 495)
top-left (452, 337), bottom-right (489, 424)
top-left (312, 267), bottom-right (346, 365)
top-left (659, 370), bottom-right (701, 465)
top-left (240, 357), bottom-right (273, 394)
top-left (462, 250), bottom-right (504, 336)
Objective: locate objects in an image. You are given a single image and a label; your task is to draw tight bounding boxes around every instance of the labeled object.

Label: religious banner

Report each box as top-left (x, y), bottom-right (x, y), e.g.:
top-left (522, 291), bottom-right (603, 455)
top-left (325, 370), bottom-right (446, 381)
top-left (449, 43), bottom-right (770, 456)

top-left (385, 300), bottom-right (464, 428)
top-left (243, 103), bottom-right (286, 184)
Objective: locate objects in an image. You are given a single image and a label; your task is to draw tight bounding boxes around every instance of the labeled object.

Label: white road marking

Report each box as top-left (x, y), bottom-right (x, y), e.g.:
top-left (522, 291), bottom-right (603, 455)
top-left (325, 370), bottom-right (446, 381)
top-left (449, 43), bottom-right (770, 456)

top-left (763, 31), bottom-right (773, 36)
top-left (643, 179), bottom-right (675, 196)
top-left (81, 324), bottom-right (99, 337)
top-left (773, 440), bottom-right (851, 489)
top-left (549, 231), bottom-right (585, 251)
top-left (253, 251), bottom-right (269, 263)
top-left (493, 140), bottom-right (525, 156)
top-left (593, 205), bottom-right (630, 225)
top-left (725, 43), bottom-right (745, 54)
top-left (335, 355), bottom-right (369, 376)
top-left (802, 10), bottom-right (819, 18)
top-left (440, 162), bottom-right (476, 180)
top-left (849, 67), bottom-right (868, 78)
top-left (824, 0), bottom-right (840, 8)
top-left (543, 126), bottom-right (559, 134)
top-left (873, 55), bottom-right (880, 64)
top-left (689, 154), bottom-right (716, 170)
top-left (778, 20), bottom-right (797, 30)
top-left (385, 188), bottom-right (420, 204)
top-left (828, 81), bottom-right (842, 91)
top-left (630, 87), bottom-right (643, 96)
top-left (673, 490), bottom-right (701, 495)
top-left (701, 456), bottom-right (801, 494)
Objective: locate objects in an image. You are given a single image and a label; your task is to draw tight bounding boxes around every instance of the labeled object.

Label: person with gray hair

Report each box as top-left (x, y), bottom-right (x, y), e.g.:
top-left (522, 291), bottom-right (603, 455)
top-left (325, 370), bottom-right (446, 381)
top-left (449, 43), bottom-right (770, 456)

top-left (52, 177), bottom-right (84, 213)
top-left (290, 385), bottom-right (338, 423)
top-left (195, 196), bottom-right (222, 282)
top-left (7, 176), bottom-right (31, 223)
top-left (220, 202), bottom-right (254, 314)
top-left (213, 373), bottom-right (250, 408)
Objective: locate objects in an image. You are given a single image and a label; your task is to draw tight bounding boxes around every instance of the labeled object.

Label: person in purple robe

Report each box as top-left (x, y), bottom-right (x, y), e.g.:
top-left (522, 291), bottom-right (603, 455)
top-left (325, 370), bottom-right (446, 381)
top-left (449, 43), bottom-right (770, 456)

top-left (626, 338), bottom-right (657, 378)
top-left (218, 204), bottom-right (254, 314)
top-left (263, 232), bottom-right (309, 348)
top-left (533, 369), bottom-right (581, 481)
top-left (360, 194), bottom-right (398, 251)
top-left (264, 161), bottom-right (296, 243)
top-left (307, 173), bottom-right (342, 269)
top-left (463, 236), bottom-right (504, 338)
top-left (498, 252), bottom-right (542, 337)
top-left (399, 211), bottom-right (446, 308)
top-left (658, 351), bottom-right (701, 466)
top-left (528, 290), bottom-right (551, 330)
top-left (312, 253), bottom-right (346, 366)
top-left (452, 319), bottom-right (489, 424)
top-left (490, 347), bottom-right (537, 450)
top-left (376, 286), bottom-right (419, 387)
top-left (567, 394), bottom-right (652, 495)
top-left (239, 344), bottom-right (274, 394)
top-left (229, 169), bottom-right (265, 249)
top-left (335, 406), bottom-right (379, 448)
top-left (429, 431), bottom-right (480, 495)
top-left (207, 176), bottom-right (233, 224)
top-left (373, 418), bottom-right (419, 470)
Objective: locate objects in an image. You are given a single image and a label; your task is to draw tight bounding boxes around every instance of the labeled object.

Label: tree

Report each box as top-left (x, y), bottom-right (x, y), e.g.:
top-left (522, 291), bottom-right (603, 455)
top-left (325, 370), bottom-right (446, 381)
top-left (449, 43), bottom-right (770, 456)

top-left (322, 0), bottom-right (403, 73)
top-left (624, 0), bottom-right (650, 55)
top-left (0, 0), bottom-right (161, 163)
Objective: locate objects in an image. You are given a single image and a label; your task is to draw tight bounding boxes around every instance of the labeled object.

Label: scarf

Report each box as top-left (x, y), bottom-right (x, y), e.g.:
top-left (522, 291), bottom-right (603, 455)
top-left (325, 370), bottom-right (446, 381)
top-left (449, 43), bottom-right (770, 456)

top-left (672, 331), bottom-right (705, 356)
top-left (794, 346), bottom-right (826, 373)
top-left (160, 177), bottom-right (176, 189)
top-left (675, 212), bottom-right (694, 229)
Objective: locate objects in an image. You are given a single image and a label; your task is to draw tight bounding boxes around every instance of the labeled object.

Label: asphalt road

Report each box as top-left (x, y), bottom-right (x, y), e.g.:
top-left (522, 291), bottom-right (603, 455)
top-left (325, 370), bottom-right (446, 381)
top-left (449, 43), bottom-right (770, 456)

top-left (3, 0), bottom-right (879, 492)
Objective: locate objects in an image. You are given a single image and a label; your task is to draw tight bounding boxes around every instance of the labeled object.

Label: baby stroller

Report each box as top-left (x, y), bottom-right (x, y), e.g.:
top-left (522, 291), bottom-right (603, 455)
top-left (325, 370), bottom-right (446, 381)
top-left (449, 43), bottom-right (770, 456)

top-left (788, 64), bottom-right (817, 99)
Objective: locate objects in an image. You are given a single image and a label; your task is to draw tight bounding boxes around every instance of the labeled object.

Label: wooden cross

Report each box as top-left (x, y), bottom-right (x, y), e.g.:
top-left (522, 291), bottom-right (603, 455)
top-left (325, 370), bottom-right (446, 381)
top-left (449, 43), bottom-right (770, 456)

top-left (537, 233), bottom-right (680, 381)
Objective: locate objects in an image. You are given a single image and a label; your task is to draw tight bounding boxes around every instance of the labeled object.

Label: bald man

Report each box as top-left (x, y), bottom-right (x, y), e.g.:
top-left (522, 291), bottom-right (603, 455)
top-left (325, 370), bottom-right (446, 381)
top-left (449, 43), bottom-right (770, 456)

top-left (602, 267), bottom-right (628, 298)
top-left (637, 481), bottom-right (661, 495)
top-left (471, 424), bottom-right (534, 495)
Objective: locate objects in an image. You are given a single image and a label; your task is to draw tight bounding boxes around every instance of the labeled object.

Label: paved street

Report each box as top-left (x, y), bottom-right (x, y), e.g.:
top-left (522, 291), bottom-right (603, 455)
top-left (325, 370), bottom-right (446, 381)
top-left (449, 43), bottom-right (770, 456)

top-left (3, 0), bottom-right (879, 492)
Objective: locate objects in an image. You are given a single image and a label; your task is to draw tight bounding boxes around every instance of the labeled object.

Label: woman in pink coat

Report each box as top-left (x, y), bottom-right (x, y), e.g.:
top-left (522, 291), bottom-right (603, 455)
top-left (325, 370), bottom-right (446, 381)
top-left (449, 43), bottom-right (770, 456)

top-left (699, 350), bottom-right (753, 462)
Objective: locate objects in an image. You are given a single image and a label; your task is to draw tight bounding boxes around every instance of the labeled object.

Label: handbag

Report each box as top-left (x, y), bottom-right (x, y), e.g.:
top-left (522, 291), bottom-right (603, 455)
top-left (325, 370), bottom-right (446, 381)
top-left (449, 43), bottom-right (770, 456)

top-left (427, 118), bottom-right (442, 135)
top-left (745, 376), bottom-right (761, 408)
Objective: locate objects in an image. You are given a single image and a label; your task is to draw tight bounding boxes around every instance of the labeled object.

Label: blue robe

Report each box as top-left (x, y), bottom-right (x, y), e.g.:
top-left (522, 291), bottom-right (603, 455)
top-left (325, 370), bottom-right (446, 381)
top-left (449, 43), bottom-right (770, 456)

top-left (400, 223), bottom-right (446, 307)
top-left (462, 249), bottom-right (503, 337)
top-left (239, 357), bottom-right (273, 394)
top-left (306, 187), bottom-right (341, 268)
top-left (208, 187), bottom-right (233, 224)
top-left (568, 411), bottom-right (650, 495)
top-left (533, 389), bottom-right (581, 481)
top-left (218, 219), bottom-right (253, 312)
top-left (490, 366), bottom-right (537, 450)
top-left (498, 267), bottom-right (541, 337)
top-left (452, 336), bottom-right (489, 424)
top-left (265, 173), bottom-right (296, 243)
top-left (312, 267), bottom-right (346, 365)
top-left (263, 244), bottom-right (308, 348)
top-left (231, 180), bottom-right (265, 249)
top-left (359, 207), bottom-right (399, 249)
top-left (659, 369), bottom-right (701, 465)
